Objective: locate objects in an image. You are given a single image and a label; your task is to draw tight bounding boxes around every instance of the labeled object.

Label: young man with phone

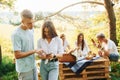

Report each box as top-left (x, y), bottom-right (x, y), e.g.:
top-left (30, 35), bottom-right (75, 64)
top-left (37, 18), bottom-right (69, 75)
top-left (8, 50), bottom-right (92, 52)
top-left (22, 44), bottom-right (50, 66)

top-left (11, 9), bottom-right (41, 80)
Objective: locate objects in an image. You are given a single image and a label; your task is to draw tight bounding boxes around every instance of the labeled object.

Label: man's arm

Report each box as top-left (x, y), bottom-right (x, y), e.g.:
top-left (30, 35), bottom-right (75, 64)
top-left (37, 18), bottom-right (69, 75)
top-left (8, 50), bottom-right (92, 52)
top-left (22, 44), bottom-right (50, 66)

top-left (14, 49), bottom-right (42, 59)
top-left (14, 50), bottom-right (36, 59)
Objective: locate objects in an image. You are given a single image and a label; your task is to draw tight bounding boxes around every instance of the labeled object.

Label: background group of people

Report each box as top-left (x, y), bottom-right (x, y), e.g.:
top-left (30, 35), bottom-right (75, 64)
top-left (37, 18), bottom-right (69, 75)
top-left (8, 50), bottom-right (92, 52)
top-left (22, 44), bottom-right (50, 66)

top-left (11, 9), bottom-right (119, 80)
top-left (61, 32), bottom-right (119, 61)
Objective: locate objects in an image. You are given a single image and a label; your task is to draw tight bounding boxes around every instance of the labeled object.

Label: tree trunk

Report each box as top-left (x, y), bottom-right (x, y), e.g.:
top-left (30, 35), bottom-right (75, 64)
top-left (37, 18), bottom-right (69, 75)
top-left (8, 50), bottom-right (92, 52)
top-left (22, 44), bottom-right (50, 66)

top-left (104, 0), bottom-right (117, 45)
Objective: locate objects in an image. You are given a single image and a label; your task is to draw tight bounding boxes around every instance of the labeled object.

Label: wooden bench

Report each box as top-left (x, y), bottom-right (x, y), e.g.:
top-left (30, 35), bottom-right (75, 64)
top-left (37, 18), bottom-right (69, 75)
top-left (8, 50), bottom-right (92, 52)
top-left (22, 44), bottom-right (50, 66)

top-left (59, 57), bottom-right (111, 80)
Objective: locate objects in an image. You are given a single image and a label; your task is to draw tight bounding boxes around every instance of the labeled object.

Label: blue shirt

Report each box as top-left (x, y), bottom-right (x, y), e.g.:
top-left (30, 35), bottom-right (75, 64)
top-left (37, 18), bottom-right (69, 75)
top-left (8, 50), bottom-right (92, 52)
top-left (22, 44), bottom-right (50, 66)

top-left (11, 26), bottom-right (35, 72)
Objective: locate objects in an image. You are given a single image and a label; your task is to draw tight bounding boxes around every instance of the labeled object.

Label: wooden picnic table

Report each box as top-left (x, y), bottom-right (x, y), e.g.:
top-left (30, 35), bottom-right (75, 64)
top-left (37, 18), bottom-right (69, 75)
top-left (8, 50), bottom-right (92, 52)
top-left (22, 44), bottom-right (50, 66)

top-left (59, 57), bottom-right (111, 80)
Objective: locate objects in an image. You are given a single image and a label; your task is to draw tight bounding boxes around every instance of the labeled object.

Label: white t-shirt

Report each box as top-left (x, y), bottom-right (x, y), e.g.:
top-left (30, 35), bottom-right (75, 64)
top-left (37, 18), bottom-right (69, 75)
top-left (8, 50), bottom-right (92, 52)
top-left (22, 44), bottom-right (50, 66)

top-left (102, 39), bottom-right (119, 55)
top-left (63, 40), bottom-right (69, 51)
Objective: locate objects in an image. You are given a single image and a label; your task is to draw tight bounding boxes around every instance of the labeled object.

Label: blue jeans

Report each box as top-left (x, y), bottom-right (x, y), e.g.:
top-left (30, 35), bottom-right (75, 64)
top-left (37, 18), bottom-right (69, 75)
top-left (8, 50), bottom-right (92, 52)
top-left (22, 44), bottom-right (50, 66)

top-left (40, 60), bottom-right (59, 80)
top-left (109, 53), bottom-right (119, 62)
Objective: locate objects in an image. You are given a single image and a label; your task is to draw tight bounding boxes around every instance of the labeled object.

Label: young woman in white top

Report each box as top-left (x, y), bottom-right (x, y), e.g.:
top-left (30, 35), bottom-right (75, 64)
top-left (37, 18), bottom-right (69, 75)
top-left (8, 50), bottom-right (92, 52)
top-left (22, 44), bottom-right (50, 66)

top-left (74, 33), bottom-right (90, 57)
top-left (37, 20), bottom-right (64, 80)
top-left (60, 33), bottom-right (70, 52)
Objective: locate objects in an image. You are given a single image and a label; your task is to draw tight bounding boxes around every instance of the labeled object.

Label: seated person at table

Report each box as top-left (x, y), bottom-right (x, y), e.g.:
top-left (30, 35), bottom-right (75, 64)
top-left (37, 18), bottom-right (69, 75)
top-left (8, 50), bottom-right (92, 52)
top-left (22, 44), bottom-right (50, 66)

top-left (60, 33), bottom-right (71, 52)
top-left (71, 33), bottom-right (90, 57)
top-left (92, 32), bottom-right (119, 61)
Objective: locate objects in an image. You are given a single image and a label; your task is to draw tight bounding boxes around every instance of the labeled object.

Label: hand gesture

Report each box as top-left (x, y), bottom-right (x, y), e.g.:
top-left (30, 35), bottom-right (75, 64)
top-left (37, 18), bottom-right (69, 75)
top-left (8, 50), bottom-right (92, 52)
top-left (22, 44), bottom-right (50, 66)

top-left (98, 50), bottom-right (103, 57)
top-left (91, 39), bottom-right (96, 46)
top-left (36, 49), bottom-right (44, 55)
top-left (46, 53), bottom-right (54, 59)
top-left (36, 49), bottom-right (47, 59)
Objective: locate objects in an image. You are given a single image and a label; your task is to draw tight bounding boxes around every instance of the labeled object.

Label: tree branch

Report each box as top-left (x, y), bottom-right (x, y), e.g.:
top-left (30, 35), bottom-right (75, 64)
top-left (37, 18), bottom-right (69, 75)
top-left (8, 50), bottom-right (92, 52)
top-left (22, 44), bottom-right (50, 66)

top-left (44, 1), bottom-right (104, 19)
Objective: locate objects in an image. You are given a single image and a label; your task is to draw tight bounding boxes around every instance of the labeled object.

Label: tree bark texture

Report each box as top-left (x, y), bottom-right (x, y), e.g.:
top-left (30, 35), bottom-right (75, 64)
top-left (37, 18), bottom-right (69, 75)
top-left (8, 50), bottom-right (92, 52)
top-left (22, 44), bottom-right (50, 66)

top-left (104, 0), bottom-right (117, 45)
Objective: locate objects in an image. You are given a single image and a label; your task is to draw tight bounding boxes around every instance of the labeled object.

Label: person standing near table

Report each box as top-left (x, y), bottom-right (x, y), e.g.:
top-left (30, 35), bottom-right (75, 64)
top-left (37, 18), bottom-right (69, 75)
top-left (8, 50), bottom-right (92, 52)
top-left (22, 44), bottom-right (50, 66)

top-left (11, 9), bottom-right (41, 80)
top-left (37, 20), bottom-right (64, 80)
top-left (60, 33), bottom-right (70, 52)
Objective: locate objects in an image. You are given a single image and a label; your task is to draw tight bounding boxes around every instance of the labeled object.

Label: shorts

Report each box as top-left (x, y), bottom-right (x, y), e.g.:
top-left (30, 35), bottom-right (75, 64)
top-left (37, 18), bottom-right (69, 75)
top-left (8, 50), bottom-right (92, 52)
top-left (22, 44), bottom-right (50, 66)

top-left (18, 68), bottom-right (38, 80)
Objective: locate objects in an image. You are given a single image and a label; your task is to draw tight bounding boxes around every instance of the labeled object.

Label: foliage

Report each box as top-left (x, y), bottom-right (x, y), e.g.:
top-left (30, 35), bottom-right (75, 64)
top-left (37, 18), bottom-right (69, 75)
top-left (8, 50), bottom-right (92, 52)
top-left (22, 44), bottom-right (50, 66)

top-left (89, 9), bottom-right (120, 46)
top-left (0, 0), bottom-right (16, 9)
top-left (110, 62), bottom-right (120, 80)
top-left (8, 11), bottom-right (21, 26)
top-left (9, 19), bottom-right (21, 26)
top-left (90, 11), bottom-right (107, 26)
top-left (115, 8), bottom-right (120, 46)
top-left (2, 71), bottom-right (17, 80)
top-left (0, 56), bottom-right (17, 79)
top-left (34, 11), bottom-right (44, 21)
top-left (0, 35), bottom-right (17, 79)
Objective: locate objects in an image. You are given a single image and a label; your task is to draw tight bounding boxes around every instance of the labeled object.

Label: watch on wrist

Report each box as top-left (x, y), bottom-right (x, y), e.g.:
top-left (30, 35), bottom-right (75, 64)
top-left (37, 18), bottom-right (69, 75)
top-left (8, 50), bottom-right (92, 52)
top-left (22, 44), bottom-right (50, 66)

top-left (53, 54), bottom-right (56, 58)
